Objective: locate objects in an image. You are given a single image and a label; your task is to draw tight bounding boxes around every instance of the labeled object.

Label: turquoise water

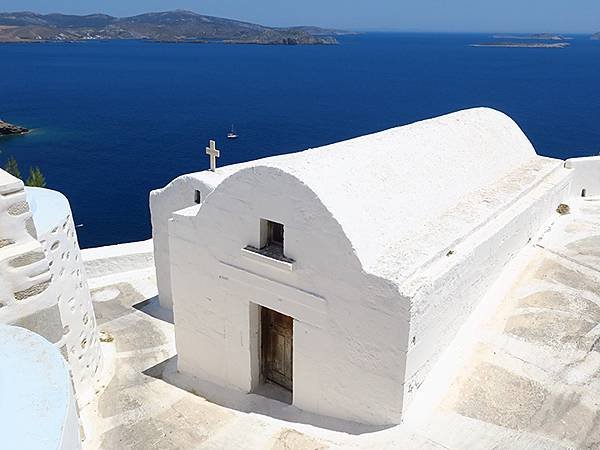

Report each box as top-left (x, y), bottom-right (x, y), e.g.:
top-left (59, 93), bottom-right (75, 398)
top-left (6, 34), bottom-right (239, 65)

top-left (1, 33), bottom-right (599, 247)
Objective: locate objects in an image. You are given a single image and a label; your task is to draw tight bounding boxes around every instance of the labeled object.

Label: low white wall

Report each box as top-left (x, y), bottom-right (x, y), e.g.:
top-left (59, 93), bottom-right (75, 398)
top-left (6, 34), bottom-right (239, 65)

top-left (0, 325), bottom-right (81, 450)
top-left (565, 156), bottom-right (600, 198)
top-left (170, 167), bottom-right (409, 426)
top-left (82, 239), bottom-right (154, 279)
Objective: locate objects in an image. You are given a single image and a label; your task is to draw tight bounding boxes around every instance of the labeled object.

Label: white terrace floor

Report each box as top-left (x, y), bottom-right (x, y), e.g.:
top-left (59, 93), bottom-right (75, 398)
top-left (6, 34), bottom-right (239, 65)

top-left (80, 198), bottom-right (600, 450)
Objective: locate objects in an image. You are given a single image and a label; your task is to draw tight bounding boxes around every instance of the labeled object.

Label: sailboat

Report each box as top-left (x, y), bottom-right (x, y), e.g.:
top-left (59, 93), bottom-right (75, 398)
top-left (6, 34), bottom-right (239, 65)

top-left (227, 125), bottom-right (238, 139)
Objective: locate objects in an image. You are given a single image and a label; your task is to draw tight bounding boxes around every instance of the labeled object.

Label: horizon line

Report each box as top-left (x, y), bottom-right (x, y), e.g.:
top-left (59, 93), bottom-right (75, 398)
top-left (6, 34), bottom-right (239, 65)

top-left (1, 9), bottom-right (598, 35)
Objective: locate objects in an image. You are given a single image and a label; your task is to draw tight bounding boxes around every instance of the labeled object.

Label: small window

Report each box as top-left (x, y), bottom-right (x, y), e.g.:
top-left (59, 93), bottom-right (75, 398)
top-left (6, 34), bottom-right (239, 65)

top-left (194, 190), bottom-right (202, 204)
top-left (267, 221), bottom-right (284, 248)
top-left (259, 219), bottom-right (285, 257)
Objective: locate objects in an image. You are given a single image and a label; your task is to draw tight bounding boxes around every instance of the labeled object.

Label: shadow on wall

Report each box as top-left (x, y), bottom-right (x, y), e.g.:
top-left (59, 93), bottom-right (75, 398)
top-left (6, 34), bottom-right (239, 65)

top-left (142, 355), bottom-right (390, 435)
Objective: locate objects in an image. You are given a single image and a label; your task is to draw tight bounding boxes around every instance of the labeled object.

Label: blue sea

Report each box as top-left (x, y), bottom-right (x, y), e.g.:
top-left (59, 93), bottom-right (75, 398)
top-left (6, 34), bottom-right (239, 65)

top-left (1, 33), bottom-right (599, 248)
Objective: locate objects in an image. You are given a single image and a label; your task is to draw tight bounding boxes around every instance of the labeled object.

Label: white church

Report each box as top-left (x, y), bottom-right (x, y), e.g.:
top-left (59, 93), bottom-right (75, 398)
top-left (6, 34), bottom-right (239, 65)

top-left (150, 107), bottom-right (576, 426)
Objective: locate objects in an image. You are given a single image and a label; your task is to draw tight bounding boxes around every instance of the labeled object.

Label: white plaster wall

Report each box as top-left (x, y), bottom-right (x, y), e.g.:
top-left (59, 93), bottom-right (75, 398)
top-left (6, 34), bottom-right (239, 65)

top-left (150, 174), bottom-right (224, 309)
top-left (403, 165), bottom-right (572, 405)
top-left (565, 156), bottom-right (600, 198)
top-left (0, 325), bottom-right (81, 450)
top-left (27, 187), bottom-right (103, 407)
top-left (170, 167), bottom-right (409, 426)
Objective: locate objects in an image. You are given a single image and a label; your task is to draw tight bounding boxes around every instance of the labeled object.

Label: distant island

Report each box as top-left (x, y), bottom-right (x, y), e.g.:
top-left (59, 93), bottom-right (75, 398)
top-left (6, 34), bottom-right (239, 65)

top-left (0, 120), bottom-right (28, 136)
top-left (492, 33), bottom-right (571, 41)
top-left (592, 32), bottom-right (600, 40)
top-left (0, 10), bottom-right (348, 45)
top-left (285, 26), bottom-right (357, 37)
top-left (472, 33), bottom-right (572, 49)
top-left (471, 42), bottom-right (570, 49)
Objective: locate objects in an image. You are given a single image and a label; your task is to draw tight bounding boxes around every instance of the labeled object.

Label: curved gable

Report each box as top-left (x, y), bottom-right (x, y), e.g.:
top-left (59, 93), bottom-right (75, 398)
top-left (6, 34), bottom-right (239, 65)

top-left (198, 165), bottom-right (366, 277)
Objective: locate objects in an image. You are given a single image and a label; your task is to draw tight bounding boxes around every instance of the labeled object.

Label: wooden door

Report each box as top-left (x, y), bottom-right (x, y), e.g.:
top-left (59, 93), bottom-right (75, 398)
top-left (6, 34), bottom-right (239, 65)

top-left (261, 307), bottom-right (293, 391)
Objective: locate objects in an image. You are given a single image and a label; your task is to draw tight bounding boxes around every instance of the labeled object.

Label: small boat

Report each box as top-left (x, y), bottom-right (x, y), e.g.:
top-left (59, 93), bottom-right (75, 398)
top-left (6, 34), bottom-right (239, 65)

top-left (227, 125), bottom-right (238, 139)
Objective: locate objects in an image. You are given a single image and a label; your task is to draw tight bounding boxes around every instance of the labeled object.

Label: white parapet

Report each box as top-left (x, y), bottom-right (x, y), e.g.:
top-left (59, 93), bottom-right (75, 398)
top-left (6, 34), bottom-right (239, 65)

top-left (0, 325), bottom-right (81, 450)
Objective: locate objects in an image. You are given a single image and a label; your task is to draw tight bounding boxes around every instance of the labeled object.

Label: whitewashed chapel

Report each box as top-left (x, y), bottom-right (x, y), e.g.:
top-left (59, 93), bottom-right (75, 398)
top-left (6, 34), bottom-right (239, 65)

top-left (151, 108), bottom-right (576, 425)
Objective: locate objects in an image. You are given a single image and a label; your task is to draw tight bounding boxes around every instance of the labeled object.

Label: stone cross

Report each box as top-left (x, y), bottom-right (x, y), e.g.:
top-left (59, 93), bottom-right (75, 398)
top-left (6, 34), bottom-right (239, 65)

top-left (205, 140), bottom-right (220, 172)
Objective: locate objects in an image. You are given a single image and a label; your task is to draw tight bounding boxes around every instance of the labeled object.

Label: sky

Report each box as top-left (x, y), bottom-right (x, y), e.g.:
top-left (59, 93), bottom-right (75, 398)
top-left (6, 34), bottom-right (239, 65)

top-left (0, 0), bottom-right (599, 33)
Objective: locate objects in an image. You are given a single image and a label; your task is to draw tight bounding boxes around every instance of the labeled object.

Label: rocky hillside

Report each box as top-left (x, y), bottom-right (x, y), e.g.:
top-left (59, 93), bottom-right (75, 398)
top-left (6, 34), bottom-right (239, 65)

top-left (0, 10), bottom-right (339, 45)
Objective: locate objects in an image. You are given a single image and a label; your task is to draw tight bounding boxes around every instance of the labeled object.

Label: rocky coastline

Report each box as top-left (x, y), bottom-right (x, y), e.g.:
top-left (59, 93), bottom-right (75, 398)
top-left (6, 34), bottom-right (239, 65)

top-left (0, 120), bottom-right (29, 136)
